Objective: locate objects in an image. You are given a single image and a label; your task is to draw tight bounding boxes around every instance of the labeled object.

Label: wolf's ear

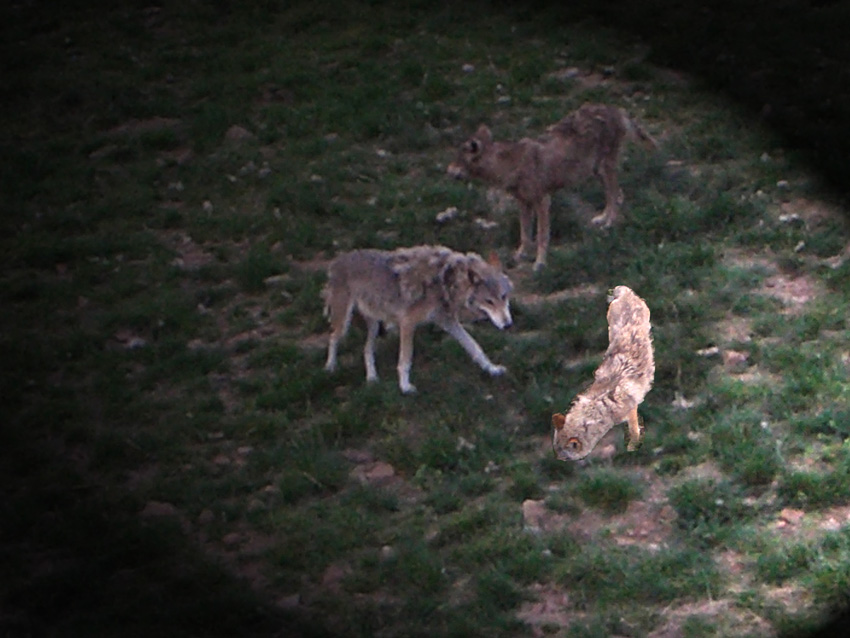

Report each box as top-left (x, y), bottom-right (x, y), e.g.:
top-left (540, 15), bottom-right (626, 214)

top-left (486, 251), bottom-right (502, 270)
top-left (467, 261), bottom-right (483, 285)
top-left (442, 256), bottom-right (468, 287)
top-left (475, 124), bottom-right (493, 144)
top-left (552, 413), bottom-right (566, 431)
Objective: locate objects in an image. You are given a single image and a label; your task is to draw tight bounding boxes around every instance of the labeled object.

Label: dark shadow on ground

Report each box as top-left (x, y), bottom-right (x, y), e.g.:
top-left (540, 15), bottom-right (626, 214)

top-left (544, 0), bottom-right (850, 205)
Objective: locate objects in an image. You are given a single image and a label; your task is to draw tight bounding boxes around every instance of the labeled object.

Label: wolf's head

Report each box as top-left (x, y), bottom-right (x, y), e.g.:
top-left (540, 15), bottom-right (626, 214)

top-left (446, 124), bottom-right (493, 181)
top-left (464, 252), bottom-right (513, 330)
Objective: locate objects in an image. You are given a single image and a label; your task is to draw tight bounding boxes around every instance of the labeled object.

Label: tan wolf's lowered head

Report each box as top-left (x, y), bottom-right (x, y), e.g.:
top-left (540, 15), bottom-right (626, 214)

top-left (552, 286), bottom-right (655, 461)
top-left (323, 245), bottom-right (513, 394)
top-left (448, 103), bottom-right (657, 271)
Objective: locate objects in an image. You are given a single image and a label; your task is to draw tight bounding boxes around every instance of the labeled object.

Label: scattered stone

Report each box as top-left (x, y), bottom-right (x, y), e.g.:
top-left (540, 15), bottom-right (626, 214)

top-left (224, 124), bottom-right (254, 143)
top-left (778, 508), bottom-right (805, 526)
top-left (341, 448), bottom-right (375, 464)
top-left (462, 63), bottom-right (475, 73)
top-left (321, 563), bottom-right (350, 593)
top-left (456, 436), bottom-right (475, 452)
top-left (722, 349), bottom-right (749, 369)
top-left (474, 217), bottom-right (498, 230)
top-left (776, 179), bottom-right (790, 189)
top-left (257, 162), bottom-right (272, 178)
top-left (140, 501), bottom-right (179, 518)
top-left (198, 509), bottom-right (215, 525)
top-left (522, 499), bottom-right (548, 533)
top-left (351, 461), bottom-right (396, 485)
top-left (436, 206), bottom-right (459, 223)
top-left (696, 346), bottom-right (720, 357)
top-left (222, 532), bottom-right (243, 548)
top-left (380, 545), bottom-right (396, 561)
top-left (202, 200), bottom-right (214, 213)
top-left (496, 95), bottom-right (511, 105)
top-left (277, 593), bottom-right (301, 610)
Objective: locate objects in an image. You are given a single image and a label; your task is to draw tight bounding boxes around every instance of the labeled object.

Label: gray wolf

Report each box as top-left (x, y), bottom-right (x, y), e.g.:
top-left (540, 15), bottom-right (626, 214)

top-left (552, 286), bottom-right (654, 460)
top-left (448, 103), bottom-right (657, 271)
top-left (323, 245), bottom-right (513, 394)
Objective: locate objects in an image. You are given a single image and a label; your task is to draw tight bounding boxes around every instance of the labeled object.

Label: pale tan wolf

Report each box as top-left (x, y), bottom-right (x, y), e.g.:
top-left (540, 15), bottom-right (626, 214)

top-left (323, 245), bottom-right (513, 394)
top-left (448, 103), bottom-right (657, 271)
top-left (552, 286), bottom-right (655, 461)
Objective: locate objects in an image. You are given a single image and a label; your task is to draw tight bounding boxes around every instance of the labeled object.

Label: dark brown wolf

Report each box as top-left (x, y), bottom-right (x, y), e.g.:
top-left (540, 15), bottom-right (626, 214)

top-left (448, 103), bottom-right (657, 270)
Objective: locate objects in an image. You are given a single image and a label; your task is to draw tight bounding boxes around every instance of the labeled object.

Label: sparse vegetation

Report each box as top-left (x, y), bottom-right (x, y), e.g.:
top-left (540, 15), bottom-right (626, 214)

top-left (3, 1), bottom-right (850, 637)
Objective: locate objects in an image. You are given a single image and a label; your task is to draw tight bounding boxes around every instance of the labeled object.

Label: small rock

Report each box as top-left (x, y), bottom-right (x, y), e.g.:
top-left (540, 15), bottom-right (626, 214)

top-left (776, 179), bottom-right (790, 189)
top-left (198, 509), bottom-right (215, 525)
top-left (462, 63), bottom-right (475, 73)
top-left (722, 349), bottom-right (749, 368)
top-left (522, 499), bottom-right (548, 533)
top-left (436, 206), bottom-right (459, 223)
top-left (496, 95), bottom-right (512, 105)
top-left (140, 501), bottom-right (179, 518)
top-left (278, 593), bottom-right (301, 609)
top-left (202, 200), bottom-right (214, 213)
top-left (380, 545), bottom-right (396, 561)
top-left (222, 532), bottom-right (243, 547)
top-left (474, 217), bottom-right (499, 230)
top-left (351, 461), bottom-right (395, 485)
top-left (779, 508), bottom-right (805, 526)
top-left (224, 125), bottom-right (254, 143)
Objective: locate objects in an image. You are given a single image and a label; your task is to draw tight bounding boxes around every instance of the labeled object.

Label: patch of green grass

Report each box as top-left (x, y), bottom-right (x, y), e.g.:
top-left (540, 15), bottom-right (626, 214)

top-left (667, 478), bottom-right (754, 548)
top-left (574, 469), bottom-right (643, 513)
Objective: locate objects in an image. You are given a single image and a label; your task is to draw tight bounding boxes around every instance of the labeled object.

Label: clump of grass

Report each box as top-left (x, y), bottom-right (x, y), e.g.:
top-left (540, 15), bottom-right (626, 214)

top-left (709, 409), bottom-right (781, 487)
top-left (574, 469), bottom-right (643, 513)
top-left (667, 478), bottom-right (752, 548)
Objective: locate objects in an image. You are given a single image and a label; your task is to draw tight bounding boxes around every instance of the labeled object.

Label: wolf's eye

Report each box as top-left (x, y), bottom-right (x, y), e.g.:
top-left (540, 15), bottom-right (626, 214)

top-left (484, 298), bottom-right (495, 306)
top-left (566, 437), bottom-right (582, 452)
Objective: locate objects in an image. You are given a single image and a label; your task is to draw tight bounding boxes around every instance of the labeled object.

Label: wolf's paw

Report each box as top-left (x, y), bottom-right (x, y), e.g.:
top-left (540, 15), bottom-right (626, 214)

top-left (400, 382), bottom-right (417, 395)
top-left (487, 364), bottom-right (507, 376)
top-left (590, 212), bottom-right (615, 228)
top-left (532, 260), bottom-right (546, 272)
top-left (366, 374), bottom-right (379, 383)
top-left (324, 362), bottom-right (337, 373)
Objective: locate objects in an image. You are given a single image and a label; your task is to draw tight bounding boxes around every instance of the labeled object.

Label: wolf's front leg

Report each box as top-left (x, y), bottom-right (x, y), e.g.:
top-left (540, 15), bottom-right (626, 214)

top-left (533, 196), bottom-right (551, 271)
top-left (440, 320), bottom-right (506, 376)
top-left (396, 320), bottom-right (417, 394)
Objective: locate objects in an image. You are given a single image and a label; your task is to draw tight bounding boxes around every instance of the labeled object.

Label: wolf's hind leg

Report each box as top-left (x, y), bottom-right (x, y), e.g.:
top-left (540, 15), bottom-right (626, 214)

top-left (533, 196), bottom-right (551, 271)
top-left (324, 292), bottom-right (354, 373)
top-left (591, 157), bottom-right (621, 228)
top-left (514, 203), bottom-right (535, 262)
top-left (363, 317), bottom-right (380, 382)
top-left (396, 319), bottom-right (417, 394)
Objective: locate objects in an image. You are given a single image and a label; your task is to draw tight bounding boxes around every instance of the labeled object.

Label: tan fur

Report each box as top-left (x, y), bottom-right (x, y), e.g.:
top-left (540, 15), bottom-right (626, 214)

top-left (323, 245), bottom-right (513, 394)
top-left (448, 103), bottom-right (657, 270)
top-left (552, 286), bottom-right (655, 461)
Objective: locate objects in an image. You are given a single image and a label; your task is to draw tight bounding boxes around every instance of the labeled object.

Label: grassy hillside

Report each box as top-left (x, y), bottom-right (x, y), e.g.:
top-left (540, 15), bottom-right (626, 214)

top-left (3, 1), bottom-right (850, 636)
